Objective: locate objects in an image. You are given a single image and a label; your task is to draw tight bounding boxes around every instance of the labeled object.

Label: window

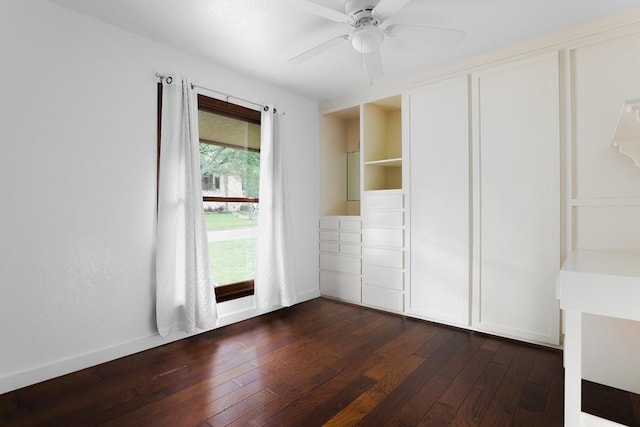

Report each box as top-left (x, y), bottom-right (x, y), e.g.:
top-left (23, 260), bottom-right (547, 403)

top-left (201, 174), bottom-right (221, 191)
top-left (157, 88), bottom-right (260, 303)
top-left (198, 94), bottom-right (261, 303)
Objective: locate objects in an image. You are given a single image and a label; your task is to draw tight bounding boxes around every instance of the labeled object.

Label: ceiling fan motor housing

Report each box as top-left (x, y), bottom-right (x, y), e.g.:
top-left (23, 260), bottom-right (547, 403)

top-left (346, 0), bottom-right (384, 53)
top-left (345, 0), bottom-right (380, 26)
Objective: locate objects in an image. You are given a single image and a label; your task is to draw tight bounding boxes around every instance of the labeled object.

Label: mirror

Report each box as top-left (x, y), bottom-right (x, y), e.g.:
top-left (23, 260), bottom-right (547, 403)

top-left (347, 151), bottom-right (360, 201)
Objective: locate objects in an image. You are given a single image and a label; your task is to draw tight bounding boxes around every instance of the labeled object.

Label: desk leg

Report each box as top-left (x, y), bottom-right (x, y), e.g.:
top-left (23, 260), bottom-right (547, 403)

top-left (565, 310), bottom-right (582, 427)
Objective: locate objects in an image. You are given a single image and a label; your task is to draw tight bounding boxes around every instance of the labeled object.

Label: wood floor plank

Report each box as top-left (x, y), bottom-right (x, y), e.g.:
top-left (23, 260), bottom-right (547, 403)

top-left (448, 361), bottom-right (509, 427)
top-left (323, 355), bottom-right (425, 427)
top-left (478, 345), bottom-right (538, 426)
top-left (2, 298), bottom-right (639, 427)
top-left (418, 343), bottom-right (496, 426)
top-left (359, 330), bottom-right (480, 426)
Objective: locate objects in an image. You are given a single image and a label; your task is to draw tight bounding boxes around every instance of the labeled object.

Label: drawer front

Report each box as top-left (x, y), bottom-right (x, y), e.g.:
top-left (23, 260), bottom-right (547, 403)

top-left (339, 219), bottom-right (362, 231)
top-left (319, 242), bottom-right (339, 253)
top-left (320, 271), bottom-right (361, 303)
top-left (362, 193), bottom-right (404, 210)
top-left (363, 247), bottom-right (404, 269)
top-left (319, 218), bottom-right (339, 230)
top-left (362, 228), bottom-right (404, 248)
top-left (320, 253), bottom-right (361, 275)
top-left (362, 265), bottom-right (403, 290)
top-left (340, 244), bottom-right (361, 256)
top-left (339, 232), bottom-right (361, 243)
top-left (363, 211), bottom-right (404, 227)
top-left (362, 285), bottom-right (403, 312)
top-left (319, 231), bottom-right (339, 241)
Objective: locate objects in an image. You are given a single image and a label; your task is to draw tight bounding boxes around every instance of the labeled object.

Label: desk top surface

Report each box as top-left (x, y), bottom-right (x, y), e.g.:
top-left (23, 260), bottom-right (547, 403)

top-left (557, 250), bottom-right (640, 319)
top-left (560, 249), bottom-right (640, 278)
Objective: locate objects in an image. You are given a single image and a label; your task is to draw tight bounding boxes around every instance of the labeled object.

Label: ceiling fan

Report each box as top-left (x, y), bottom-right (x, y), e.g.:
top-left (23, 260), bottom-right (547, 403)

top-left (283, 0), bottom-right (465, 79)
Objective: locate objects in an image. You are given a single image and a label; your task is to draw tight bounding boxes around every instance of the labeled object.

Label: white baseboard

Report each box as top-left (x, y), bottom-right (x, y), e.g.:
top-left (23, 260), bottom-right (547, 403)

top-left (0, 293), bottom-right (320, 395)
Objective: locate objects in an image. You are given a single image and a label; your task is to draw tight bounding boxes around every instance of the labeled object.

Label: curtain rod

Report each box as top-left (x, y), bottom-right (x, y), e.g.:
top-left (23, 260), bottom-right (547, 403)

top-left (155, 72), bottom-right (272, 112)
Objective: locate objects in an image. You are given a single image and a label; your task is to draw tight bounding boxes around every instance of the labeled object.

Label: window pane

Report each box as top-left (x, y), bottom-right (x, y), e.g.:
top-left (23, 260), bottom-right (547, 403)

top-left (199, 109), bottom-right (260, 287)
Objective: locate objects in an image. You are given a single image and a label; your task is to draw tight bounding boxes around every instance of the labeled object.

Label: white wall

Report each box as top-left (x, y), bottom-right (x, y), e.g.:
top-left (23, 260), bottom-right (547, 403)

top-left (0, 0), bottom-right (319, 394)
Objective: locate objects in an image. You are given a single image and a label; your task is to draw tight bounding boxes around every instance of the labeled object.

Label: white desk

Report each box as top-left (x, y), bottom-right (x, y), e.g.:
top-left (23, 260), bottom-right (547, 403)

top-left (556, 250), bottom-right (640, 427)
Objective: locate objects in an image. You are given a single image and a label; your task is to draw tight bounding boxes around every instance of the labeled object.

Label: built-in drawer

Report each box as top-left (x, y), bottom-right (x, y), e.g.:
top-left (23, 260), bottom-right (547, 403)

top-left (339, 232), bottom-right (361, 243)
top-left (362, 192), bottom-right (403, 210)
top-left (363, 211), bottom-right (404, 227)
top-left (362, 247), bottom-right (404, 269)
top-left (319, 218), bottom-right (339, 230)
top-left (362, 228), bottom-right (403, 248)
top-left (339, 219), bottom-right (361, 231)
top-left (340, 244), bottom-right (361, 256)
top-left (362, 265), bottom-right (403, 290)
top-left (362, 285), bottom-right (403, 312)
top-left (320, 271), bottom-right (361, 303)
top-left (319, 242), bottom-right (339, 253)
top-left (320, 253), bottom-right (361, 275)
top-left (319, 231), bottom-right (339, 241)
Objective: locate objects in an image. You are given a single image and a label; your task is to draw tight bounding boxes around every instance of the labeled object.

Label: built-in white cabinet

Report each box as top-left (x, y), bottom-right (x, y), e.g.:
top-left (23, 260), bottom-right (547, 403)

top-left (319, 216), bottom-right (362, 303)
top-left (405, 76), bottom-right (470, 326)
top-left (471, 52), bottom-right (561, 345)
top-left (319, 52), bottom-right (561, 346)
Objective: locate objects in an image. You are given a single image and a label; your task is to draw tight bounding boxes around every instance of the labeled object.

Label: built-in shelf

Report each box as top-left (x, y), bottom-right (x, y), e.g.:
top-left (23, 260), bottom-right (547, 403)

top-left (365, 158), bottom-right (402, 167)
top-left (363, 96), bottom-right (402, 191)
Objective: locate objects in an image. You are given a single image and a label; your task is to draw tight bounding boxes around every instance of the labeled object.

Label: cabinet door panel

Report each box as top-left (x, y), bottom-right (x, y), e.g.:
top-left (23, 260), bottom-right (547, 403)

top-left (407, 76), bottom-right (470, 326)
top-left (473, 53), bottom-right (560, 344)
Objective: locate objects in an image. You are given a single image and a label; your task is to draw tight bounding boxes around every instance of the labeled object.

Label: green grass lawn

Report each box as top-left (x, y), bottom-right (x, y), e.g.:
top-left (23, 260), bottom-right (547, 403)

top-left (209, 239), bottom-right (256, 286)
top-left (205, 212), bottom-right (258, 286)
top-left (205, 212), bottom-right (257, 230)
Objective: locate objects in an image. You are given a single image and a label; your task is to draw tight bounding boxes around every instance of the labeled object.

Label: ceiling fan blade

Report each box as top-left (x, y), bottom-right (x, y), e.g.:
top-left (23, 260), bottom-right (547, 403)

top-left (385, 24), bottom-right (465, 45)
top-left (289, 35), bottom-right (350, 64)
top-left (363, 50), bottom-right (384, 80)
top-left (373, 0), bottom-right (411, 20)
top-left (280, 0), bottom-right (349, 23)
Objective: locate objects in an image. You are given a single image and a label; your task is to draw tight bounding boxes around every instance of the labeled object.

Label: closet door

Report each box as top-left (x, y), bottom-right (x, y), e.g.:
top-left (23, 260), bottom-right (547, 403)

top-left (406, 76), bottom-right (470, 326)
top-left (472, 53), bottom-right (560, 345)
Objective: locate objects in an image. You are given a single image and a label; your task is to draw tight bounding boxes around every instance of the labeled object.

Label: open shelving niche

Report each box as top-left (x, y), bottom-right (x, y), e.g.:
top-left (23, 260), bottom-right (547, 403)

top-left (362, 95), bottom-right (402, 192)
top-left (319, 105), bottom-right (361, 216)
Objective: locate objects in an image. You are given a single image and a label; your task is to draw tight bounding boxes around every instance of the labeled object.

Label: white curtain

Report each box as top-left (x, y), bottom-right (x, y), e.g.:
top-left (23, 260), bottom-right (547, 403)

top-left (255, 106), bottom-right (295, 309)
top-left (156, 76), bottom-right (217, 337)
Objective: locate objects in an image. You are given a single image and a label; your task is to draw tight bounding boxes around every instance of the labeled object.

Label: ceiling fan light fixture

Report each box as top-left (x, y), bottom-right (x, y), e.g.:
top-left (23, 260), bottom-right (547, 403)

top-left (350, 26), bottom-right (384, 53)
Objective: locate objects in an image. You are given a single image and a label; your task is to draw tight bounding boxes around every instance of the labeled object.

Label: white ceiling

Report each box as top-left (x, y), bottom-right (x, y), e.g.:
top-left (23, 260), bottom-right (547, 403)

top-left (50, 0), bottom-right (640, 102)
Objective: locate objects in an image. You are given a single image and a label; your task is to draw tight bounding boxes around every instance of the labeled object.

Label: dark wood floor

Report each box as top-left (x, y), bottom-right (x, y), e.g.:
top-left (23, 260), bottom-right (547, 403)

top-left (2, 298), bottom-right (639, 426)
